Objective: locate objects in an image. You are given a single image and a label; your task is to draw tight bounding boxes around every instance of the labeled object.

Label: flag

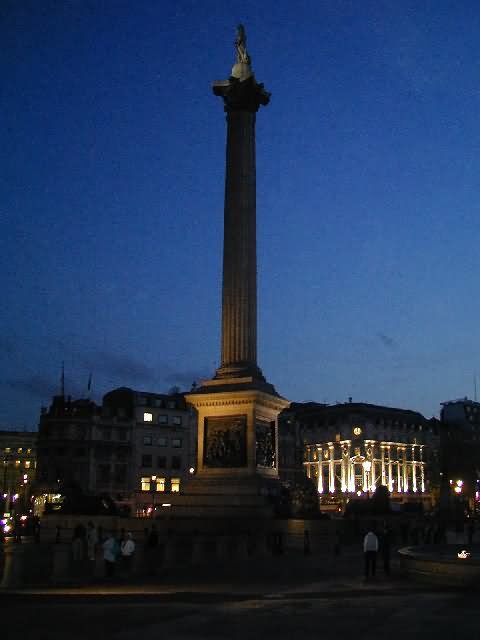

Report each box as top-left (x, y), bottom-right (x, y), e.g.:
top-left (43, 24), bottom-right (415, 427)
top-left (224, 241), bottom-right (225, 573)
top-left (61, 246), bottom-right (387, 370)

top-left (87, 373), bottom-right (92, 392)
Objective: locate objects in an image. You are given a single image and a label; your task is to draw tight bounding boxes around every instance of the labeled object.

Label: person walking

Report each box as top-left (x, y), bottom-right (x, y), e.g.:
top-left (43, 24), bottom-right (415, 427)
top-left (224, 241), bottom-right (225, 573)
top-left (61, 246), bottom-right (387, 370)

top-left (363, 528), bottom-right (379, 579)
top-left (120, 532), bottom-right (135, 576)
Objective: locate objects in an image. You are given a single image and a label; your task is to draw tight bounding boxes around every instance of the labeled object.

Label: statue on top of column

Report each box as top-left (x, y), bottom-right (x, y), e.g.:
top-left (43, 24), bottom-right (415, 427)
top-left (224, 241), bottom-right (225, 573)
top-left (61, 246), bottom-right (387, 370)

top-left (235, 24), bottom-right (251, 65)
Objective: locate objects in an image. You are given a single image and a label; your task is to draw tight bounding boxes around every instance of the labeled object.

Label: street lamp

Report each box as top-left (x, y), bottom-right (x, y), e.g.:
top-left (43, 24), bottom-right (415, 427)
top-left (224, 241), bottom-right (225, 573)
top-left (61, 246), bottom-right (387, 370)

top-left (151, 475), bottom-right (157, 518)
top-left (362, 460), bottom-right (372, 494)
top-left (454, 479), bottom-right (463, 495)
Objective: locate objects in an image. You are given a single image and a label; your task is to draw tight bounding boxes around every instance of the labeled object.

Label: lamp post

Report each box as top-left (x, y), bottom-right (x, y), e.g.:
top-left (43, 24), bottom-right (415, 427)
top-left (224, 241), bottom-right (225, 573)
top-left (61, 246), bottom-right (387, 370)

top-left (151, 475), bottom-right (156, 518)
top-left (362, 460), bottom-right (372, 495)
top-left (22, 474), bottom-right (28, 513)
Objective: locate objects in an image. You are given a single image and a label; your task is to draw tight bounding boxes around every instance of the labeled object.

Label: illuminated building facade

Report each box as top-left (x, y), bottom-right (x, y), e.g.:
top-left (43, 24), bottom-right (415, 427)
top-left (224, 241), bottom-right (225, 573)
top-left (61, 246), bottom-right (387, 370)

top-left (280, 402), bottom-right (439, 508)
top-left (0, 430), bottom-right (37, 515)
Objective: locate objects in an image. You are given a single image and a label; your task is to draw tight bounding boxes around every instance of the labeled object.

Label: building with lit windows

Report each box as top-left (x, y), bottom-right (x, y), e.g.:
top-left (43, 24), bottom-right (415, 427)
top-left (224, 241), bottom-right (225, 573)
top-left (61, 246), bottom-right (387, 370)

top-left (0, 430), bottom-right (37, 515)
top-left (133, 390), bottom-right (196, 516)
top-left (35, 388), bottom-right (197, 516)
top-left (280, 402), bottom-right (439, 510)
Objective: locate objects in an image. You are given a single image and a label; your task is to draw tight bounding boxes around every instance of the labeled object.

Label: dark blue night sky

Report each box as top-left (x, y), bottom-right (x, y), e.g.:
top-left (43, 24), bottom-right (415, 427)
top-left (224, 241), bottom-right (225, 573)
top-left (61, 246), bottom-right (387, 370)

top-left (2, 1), bottom-right (480, 429)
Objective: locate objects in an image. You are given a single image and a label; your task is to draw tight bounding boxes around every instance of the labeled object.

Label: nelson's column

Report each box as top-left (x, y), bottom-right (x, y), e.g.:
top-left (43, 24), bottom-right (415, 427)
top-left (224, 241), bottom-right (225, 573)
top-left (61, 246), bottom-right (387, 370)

top-left (181, 26), bottom-right (289, 516)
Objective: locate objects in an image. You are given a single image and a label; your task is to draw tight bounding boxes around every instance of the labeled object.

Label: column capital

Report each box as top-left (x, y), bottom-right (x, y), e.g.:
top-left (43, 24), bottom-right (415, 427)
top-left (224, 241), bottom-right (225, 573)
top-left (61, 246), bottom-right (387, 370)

top-left (213, 75), bottom-right (270, 113)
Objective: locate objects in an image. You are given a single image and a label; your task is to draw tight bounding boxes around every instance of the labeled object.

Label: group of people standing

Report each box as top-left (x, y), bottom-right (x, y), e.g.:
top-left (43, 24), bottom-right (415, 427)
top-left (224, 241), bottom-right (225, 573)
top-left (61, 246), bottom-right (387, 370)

top-left (102, 530), bottom-right (135, 577)
top-left (363, 521), bottom-right (392, 579)
top-left (70, 522), bottom-right (136, 577)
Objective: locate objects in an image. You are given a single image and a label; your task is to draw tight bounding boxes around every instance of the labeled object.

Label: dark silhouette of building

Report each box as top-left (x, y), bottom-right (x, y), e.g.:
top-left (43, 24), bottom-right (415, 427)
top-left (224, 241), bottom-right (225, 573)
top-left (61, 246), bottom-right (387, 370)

top-left (439, 397), bottom-right (480, 512)
top-left (35, 388), bottom-right (196, 516)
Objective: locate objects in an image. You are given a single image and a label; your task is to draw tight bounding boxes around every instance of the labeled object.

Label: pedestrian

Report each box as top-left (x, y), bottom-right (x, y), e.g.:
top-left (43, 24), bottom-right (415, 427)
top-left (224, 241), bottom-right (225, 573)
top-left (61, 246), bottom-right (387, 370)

top-left (13, 516), bottom-right (22, 543)
top-left (380, 522), bottom-right (391, 576)
top-left (86, 521), bottom-right (98, 561)
top-left (363, 528), bottom-right (379, 579)
top-left (34, 516), bottom-right (41, 543)
top-left (103, 531), bottom-right (118, 578)
top-left (120, 532), bottom-right (135, 575)
top-left (72, 522), bottom-right (86, 561)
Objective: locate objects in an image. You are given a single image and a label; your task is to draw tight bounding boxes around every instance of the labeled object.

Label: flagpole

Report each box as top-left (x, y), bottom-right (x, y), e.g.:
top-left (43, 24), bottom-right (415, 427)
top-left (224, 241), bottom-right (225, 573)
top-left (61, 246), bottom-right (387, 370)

top-left (61, 361), bottom-right (65, 397)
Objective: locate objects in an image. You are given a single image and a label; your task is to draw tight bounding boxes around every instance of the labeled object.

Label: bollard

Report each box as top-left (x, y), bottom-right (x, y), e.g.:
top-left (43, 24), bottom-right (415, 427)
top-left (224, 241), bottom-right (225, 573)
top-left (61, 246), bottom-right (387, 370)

top-left (216, 536), bottom-right (229, 562)
top-left (0, 542), bottom-right (24, 590)
top-left (254, 531), bottom-right (269, 557)
top-left (236, 535), bottom-right (249, 560)
top-left (51, 543), bottom-right (74, 584)
top-left (304, 530), bottom-right (311, 555)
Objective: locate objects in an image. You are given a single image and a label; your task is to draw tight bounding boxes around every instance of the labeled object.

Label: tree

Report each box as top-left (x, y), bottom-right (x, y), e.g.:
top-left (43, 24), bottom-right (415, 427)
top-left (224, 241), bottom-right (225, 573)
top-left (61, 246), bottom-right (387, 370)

top-left (370, 485), bottom-right (391, 515)
top-left (278, 476), bottom-right (320, 518)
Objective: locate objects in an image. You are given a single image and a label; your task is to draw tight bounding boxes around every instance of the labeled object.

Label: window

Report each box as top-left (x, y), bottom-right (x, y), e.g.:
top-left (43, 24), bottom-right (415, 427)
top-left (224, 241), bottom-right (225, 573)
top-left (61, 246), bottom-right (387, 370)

top-left (155, 477), bottom-right (166, 492)
top-left (167, 400), bottom-right (176, 409)
top-left (117, 428), bottom-right (127, 441)
top-left (157, 437), bottom-right (168, 447)
top-left (27, 448), bottom-right (31, 454)
top-left (144, 412), bottom-right (153, 422)
top-left (25, 460), bottom-right (31, 468)
top-left (4, 448), bottom-right (11, 453)
top-left (172, 438), bottom-right (182, 448)
top-left (137, 396), bottom-right (147, 406)
top-left (141, 477), bottom-right (151, 491)
top-left (143, 435), bottom-right (152, 446)
top-left (158, 415), bottom-right (168, 425)
top-left (102, 428), bottom-right (112, 440)
top-left (15, 460), bottom-right (21, 466)
top-left (157, 456), bottom-right (167, 468)
top-left (171, 478), bottom-right (181, 493)
top-left (141, 454), bottom-right (152, 467)
top-left (153, 398), bottom-right (163, 408)
top-left (172, 455), bottom-right (182, 470)
top-left (173, 416), bottom-right (182, 426)
top-left (17, 448), bottom-right (23, 453)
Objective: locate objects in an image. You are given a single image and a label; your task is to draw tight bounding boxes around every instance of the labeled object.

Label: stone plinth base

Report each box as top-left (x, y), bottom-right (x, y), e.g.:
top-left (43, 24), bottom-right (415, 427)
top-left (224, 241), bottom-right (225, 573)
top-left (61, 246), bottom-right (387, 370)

top-left (179, 379), bottom-right (288, 519)
top-left (164, 473), bottom-right (280, 517)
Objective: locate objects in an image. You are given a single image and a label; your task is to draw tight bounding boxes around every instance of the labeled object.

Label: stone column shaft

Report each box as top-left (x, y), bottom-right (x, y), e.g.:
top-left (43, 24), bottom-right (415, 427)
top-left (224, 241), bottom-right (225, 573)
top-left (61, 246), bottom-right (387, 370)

top-left (221, 111), bottom-right (257, 369)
